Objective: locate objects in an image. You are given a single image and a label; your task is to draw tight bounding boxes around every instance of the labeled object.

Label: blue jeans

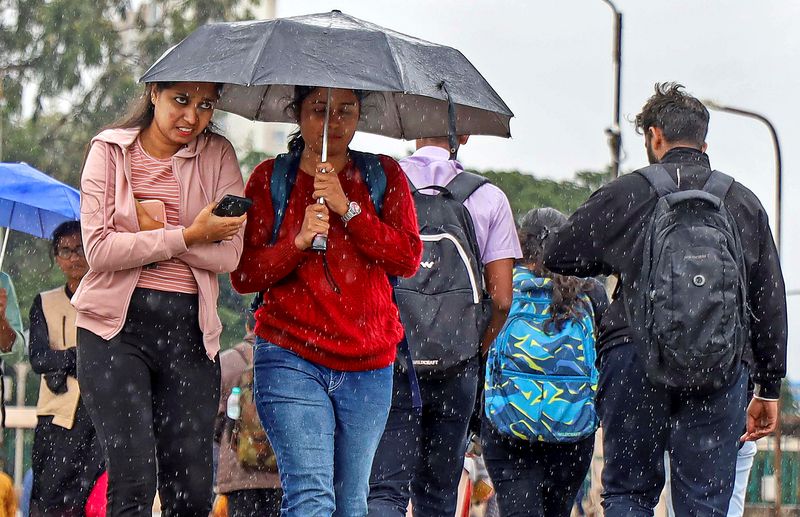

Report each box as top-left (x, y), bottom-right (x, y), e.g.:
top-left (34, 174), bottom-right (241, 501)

top-left (597, 343), bottom-right (748, 517)
top-left (253, 338), bottom-right (393, 517)
top-left (664, 440), bottom-right (758, 517)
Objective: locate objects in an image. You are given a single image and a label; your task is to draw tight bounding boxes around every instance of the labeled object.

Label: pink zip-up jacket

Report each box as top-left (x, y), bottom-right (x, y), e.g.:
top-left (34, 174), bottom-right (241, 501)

top-left (72, 127), bottom-right (245, 359)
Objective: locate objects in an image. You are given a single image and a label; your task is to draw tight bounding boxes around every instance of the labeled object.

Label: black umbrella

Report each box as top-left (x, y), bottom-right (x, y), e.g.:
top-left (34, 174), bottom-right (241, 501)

top-left (140, 10), bottom-right (513, 141)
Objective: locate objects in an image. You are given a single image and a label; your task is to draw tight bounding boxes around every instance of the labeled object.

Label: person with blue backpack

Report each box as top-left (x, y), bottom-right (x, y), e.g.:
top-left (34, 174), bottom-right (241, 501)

top-left (543, 83), bottom-right (787, 516)
top-left (483, 208), bottom-right (608, 517)
top-left (231, 86), bottom-right (421, 517)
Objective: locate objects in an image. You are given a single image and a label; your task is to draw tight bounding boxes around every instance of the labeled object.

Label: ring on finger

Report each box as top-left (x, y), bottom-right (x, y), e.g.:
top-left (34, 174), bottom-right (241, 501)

top-left (316, 213), bottom-right (324, 220)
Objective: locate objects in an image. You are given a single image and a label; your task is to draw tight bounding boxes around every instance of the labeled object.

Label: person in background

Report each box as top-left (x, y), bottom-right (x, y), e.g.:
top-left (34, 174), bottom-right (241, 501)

top-left (544, 83), bottom-right (786, 516)
top-left (368, 135), bottom-right (521, 517)
top-left (0, 470), bottom-right (17, 517)
top-left (482, 208), bottom-right (607, 517)
top-left (232, 85), bottom-right (421, 516)
top-left (73, 79), bottom-right (246, 516)
top-left (215, 313), bottom-right (282, 517)
top-left (0, 268), bottom-right (23, 428)
top-left (0, 270), bottom-right (22, 353)
top-left (29, 220), bottom-right (104, 516)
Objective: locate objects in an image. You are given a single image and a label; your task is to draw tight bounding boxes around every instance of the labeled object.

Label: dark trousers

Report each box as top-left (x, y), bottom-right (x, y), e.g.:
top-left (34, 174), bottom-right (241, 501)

top-left (597, 343), bottom-right (748, 517)
top-left (77, 289), bottom-right (220, 517)
top-left (481, 420), bottom-right (594, 517)
top-left (368, 356), bottom-right (479, 517)
top-left (227, 488), bottom-right (283, 517)
top-left (31, 401), bottom-right (104, 516)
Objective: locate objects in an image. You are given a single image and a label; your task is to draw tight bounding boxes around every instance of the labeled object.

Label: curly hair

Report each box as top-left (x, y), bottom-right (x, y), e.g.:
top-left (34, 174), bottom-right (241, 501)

top-left (518, 208), bottom-right (592, 333)
top-left (634, 82), bottom-right (709, 147)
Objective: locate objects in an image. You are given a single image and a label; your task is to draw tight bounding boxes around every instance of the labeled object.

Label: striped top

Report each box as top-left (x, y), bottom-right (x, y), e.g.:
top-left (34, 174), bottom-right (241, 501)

top-left (130, 139), bottom-right (198, 294)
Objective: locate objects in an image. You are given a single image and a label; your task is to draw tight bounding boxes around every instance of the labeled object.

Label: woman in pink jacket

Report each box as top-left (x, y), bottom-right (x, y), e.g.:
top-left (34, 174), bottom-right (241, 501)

top-left (72, 81), bottom-right (246, 516)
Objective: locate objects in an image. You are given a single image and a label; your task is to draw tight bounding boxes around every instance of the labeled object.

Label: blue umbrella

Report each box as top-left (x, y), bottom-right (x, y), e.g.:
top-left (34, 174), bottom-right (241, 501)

top-left (0, 162), bottom-right (81, 269)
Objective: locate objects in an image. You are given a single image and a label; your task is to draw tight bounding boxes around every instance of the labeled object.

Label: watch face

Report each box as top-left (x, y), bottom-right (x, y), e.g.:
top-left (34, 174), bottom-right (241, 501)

top-left (349, 201), bottom-right (361, 215)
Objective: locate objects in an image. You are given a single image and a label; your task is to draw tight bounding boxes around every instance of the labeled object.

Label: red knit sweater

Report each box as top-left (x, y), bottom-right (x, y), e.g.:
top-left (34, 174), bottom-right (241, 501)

top-left (231, 154), bottom-right (421, 371)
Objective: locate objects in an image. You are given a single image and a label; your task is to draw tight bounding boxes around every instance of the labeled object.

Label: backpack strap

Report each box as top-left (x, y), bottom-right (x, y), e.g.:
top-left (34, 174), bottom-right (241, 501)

top-left (702, 170), bottom-right (734, 202)
top-left (638, 164), bottom-right (678, 197)
top-left (350, 151), bottom-right (387, 217)
top-left (269, 151), bottom-right (301, 245)
top-left (445, 171), bottom-right (490, 204)
top-left (270, 151), bottom-right (387, 246)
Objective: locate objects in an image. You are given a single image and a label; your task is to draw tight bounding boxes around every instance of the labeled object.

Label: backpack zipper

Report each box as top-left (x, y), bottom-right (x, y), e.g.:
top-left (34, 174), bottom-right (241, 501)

top-left (419, 233), bottom-right (480, 304)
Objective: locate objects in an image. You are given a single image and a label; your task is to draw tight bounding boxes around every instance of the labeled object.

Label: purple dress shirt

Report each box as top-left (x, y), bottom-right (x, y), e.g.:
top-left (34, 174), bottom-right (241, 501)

top-left (400, 146), bottom-right (522, 264)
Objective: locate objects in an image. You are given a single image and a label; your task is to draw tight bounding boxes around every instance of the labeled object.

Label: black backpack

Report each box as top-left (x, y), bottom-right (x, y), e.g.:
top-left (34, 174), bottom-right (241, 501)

top-left (623, 164), bottom-right (748, 391)
top-left (394, 171), bottom-right (492, 375)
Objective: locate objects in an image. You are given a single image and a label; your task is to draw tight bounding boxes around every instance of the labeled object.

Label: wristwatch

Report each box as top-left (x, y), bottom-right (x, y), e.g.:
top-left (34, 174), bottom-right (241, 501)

top-left (341, 201), bottom-right (362, 225)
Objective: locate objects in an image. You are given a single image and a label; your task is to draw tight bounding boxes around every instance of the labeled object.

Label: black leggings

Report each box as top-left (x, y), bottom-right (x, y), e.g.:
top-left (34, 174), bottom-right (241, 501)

top-left (77, 288), bottom-right (220, 517)
top-left (482, 420), bottom-right (594, 517)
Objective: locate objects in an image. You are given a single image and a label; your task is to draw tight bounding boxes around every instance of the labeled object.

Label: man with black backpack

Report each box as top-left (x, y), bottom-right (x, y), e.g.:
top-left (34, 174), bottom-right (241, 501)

top-left (544, 83), bottom-right (786, 516)
top-left (368, 136), bottom-right (521, 517)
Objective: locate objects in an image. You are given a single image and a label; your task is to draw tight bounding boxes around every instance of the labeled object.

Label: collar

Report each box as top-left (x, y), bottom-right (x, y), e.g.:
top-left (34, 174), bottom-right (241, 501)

top-left (659, 147), bottom-right (711, 169)
top-left (411, 146), bottom-right (457, 163)
top-left (92, 127), bottom-right (209, 158)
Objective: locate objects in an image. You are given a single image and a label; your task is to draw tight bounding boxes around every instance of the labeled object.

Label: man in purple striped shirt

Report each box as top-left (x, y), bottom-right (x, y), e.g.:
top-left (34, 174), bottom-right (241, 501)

top-left (368, 137), bottom-right (521, 517)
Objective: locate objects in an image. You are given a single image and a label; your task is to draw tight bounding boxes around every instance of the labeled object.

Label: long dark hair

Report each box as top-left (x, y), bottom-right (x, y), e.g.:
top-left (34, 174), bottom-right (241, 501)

top-left (518, 208), bottom-right (592, 332)
top-left (284, 86), bottom-right (369, 154)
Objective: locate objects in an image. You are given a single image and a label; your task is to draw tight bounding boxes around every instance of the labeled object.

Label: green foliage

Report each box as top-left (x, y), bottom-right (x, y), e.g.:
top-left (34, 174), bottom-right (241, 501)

top-left (781, 382), bottom-right (799, 417)
top-left (480, 169), bottom-right (607, 218)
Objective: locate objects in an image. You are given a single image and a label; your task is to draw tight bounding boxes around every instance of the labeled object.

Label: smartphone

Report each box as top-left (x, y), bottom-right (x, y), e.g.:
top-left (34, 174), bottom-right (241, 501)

top-left (138, 199), bottom-right (167, 224)
top-left (213, 195), bottom-right (252, 217)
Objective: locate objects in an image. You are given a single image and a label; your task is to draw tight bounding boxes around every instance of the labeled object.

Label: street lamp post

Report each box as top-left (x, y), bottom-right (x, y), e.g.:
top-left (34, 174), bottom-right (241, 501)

top-left (600, 0), bottom-right (623, 179)
top-left (704, 100), bottom-right (783, 515)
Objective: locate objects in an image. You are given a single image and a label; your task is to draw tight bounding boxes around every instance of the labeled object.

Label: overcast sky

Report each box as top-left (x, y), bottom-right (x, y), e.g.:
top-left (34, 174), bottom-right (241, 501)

top-left (272, 0), bottom-right (800, 380)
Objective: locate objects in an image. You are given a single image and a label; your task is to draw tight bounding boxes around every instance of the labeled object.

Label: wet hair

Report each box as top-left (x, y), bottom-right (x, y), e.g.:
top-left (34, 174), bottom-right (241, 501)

top-left (285, 86), bottom-right (369, 154)
top-left (51, 220), bottom-right (82, 257)
top-left (518, 208), bottom-right (592, 332)
top-left (634, 82), bottom-right (709, 147)
top-left (106, 81), bottom-right (223, 132)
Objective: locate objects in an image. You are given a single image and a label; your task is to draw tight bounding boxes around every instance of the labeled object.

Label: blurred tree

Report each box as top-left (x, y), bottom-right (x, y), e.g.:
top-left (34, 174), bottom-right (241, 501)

top-left (1, 0), bottom-right (255, 184)
top-left (781, 382), bottom-right (799, 417)
top-left (1, 0), bottom-right (256, 350)
top-left (480, 168), bottom-right (606, 218)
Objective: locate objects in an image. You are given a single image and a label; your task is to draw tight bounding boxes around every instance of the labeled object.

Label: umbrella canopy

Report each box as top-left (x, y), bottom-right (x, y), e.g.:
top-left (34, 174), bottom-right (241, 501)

top-left (140, 10), bottom-right (513, 140)
top-left (0, 162), bottom-right (81, 239)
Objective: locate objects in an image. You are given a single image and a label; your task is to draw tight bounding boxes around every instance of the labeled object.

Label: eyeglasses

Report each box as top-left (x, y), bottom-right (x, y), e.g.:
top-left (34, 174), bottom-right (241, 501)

top-left (56, 246), bottom-right (85, 259)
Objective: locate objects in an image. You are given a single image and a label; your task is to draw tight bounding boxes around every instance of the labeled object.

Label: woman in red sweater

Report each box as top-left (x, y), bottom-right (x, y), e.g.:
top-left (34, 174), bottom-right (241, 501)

top-left (232, 86), bottom-right (421, 517)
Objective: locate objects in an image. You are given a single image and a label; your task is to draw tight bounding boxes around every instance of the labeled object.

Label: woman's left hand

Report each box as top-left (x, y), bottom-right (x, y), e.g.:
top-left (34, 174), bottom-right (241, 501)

top-left (312, 162), bottom-right (348, 216)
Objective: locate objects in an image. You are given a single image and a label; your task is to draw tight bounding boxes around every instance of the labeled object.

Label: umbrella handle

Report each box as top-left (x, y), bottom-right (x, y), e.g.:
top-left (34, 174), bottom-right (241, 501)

top-left (311, 88), bottom-right (333, 253)
top-left (0, 228), bottom-right (9, 271)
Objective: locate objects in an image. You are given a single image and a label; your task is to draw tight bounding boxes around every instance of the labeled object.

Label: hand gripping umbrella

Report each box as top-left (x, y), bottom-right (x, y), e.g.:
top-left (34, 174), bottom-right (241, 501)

top-left (141, 10), bottom-right (513, 248)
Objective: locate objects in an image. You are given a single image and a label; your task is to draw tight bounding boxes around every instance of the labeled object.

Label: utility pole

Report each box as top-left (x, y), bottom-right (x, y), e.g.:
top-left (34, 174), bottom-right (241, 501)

top-left (704, 100), bottom-right (783, 515)
top-left (600, 0), bottom-right (623, 179)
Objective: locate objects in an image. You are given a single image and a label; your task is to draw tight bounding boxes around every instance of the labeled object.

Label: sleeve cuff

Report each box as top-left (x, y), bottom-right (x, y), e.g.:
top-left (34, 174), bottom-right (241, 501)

top-left (754, 381), bottom-right (781, 400)
top-left (165, 228), bottom-right (189, 256)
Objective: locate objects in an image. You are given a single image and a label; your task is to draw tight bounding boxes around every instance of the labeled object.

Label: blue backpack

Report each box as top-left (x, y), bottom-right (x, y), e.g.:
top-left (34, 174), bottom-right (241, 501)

top-left (485, 266), bottom-right (599, 443)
